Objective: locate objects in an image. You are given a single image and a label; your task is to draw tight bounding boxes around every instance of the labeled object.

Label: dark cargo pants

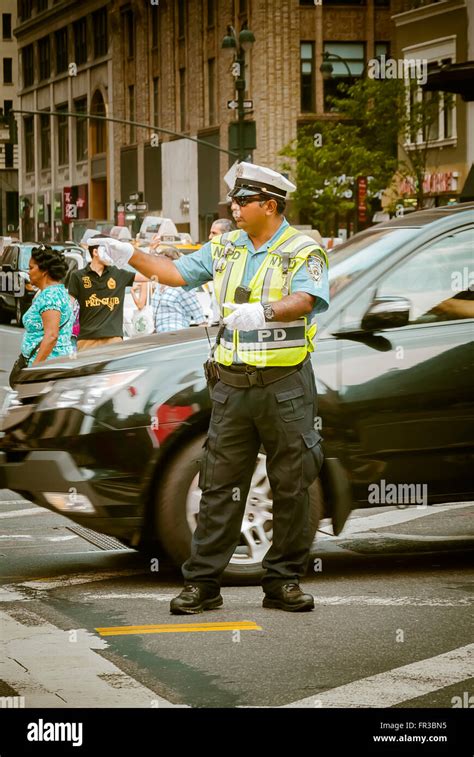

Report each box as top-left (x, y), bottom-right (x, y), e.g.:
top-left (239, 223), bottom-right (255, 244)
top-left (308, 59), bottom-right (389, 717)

top-left (181, 357), bottom-right (323, 595)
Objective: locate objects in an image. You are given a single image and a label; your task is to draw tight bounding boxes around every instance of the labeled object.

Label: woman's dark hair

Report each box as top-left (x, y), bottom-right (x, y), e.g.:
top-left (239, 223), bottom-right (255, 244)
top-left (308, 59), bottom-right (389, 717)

top-left (31, 244), bottom-right (69, 281)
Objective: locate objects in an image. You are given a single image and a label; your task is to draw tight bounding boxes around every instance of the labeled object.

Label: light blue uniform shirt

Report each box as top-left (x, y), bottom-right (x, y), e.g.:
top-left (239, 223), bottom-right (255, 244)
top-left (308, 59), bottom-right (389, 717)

top-left (174, 217), bottom-right (329, 323)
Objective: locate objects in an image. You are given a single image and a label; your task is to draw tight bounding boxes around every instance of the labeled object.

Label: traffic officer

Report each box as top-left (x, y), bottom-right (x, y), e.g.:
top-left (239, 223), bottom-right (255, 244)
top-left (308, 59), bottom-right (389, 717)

top-left (96, 162), bottom-right (329, 614)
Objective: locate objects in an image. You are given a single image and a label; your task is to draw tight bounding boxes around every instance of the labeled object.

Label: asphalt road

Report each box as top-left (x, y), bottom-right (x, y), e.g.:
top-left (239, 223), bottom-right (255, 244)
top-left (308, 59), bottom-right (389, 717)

top-left (1, 323), bottom-right (473, 712)
top-left (0, 491), bottom-right (472, 709)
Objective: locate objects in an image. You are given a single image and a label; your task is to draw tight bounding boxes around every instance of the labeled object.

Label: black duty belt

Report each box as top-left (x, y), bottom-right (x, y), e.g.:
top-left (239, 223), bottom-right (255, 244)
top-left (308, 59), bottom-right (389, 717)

top-left (217, 356), bottom-right (309, 388)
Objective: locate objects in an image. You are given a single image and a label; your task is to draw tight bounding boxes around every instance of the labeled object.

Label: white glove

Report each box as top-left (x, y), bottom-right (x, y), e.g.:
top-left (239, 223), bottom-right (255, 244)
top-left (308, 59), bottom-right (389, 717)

top-left (95, 239), bottom-right (134, 268)
top-left (223, 302), bottom-right (266, 331)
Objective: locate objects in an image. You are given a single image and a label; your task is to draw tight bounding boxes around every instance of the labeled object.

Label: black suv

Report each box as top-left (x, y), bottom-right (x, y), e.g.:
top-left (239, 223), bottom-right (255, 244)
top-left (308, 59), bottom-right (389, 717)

top-left (1, 205), bottom-right (473, 582)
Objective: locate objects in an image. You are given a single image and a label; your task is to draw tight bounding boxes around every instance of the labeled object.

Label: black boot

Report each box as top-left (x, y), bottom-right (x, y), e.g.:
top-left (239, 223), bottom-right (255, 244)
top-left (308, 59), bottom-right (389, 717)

top-left (262, 583), bottom-right (314, 612)
top-left (170, 584), bottom-right (223, 615)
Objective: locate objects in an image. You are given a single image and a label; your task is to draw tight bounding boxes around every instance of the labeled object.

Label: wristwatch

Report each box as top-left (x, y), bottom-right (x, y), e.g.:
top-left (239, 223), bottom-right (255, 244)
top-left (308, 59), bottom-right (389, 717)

top-left (263, 304), bottom-right (276, 321)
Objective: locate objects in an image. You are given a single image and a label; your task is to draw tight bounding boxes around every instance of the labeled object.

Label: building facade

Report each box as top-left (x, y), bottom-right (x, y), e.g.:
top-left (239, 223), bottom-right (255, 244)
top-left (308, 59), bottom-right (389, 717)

top-left (14, 0), bottom-right (394, 241)
top-left (392, 0), bottom-right (471, 206)
top-left (15, 0), bottom-right (115, 241)
top-left (110, 0), bottom-right (393, 240)
top-left (0, 0), bottom-right (19, 235)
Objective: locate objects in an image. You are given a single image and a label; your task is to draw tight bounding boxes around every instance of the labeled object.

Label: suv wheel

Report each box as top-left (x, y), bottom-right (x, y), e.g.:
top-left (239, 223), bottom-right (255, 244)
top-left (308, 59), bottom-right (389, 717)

top-left (154, 433), bottom-right (324, 584)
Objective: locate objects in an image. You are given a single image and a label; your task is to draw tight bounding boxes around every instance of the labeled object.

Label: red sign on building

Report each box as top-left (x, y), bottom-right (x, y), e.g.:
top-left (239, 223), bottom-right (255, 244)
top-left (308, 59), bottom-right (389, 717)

top-left (357, 176), bottom-right (368, 225)
top-left (63, 185), bottom-right (88, 224)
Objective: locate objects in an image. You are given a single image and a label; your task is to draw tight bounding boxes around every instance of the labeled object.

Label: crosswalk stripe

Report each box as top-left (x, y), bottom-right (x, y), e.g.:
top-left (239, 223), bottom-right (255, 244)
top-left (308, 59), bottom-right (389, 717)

top-left (0, 508), bottom-right (47, 519)
top-left (0, 610), bottom-right (186, 708)
top-left (282, 643), bottom-right (474, 708)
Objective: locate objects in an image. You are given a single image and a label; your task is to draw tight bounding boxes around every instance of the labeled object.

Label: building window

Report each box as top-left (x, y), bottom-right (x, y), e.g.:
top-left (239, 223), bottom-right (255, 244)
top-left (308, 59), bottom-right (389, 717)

top-left (129, 84), bottom-right (135, 142)
top-left (151, 7), bottom-right (158, 48)
top-left (5, 142), bottom-right (14, 168)
top-left (24, 116), bottom-right (34, 172)
top-left (57, 105), bottom-right (68, 166)
top-left (22, 44), bottom-right (34, 87)
top-left (323, 41), bottom-right (365, 112)
top-left (124, 10), bottom-right (134, 57)
top-left (300, 42), bottom-right (314, 113)
top-left (207, 0), bottom-right (215, 26)
top-left (405, 49), bottom-right (457, 146)
top-left (4, 99), bottom-right (12, 116)
top-left (40, 112), bottom-right (51, 170)
top-left (238, 0), bottom-right (247, 14)
top-left (37, 0), bottom-right (48, 11)
top-left (2, 13), bottom-right (12, 39)
top-left (91, 91), bottom-right (106, 154)
top-left (299, 0), bottom-right (316, 4)
top-left (153, 76), bottom-right (159, 127)
top-left (55, 27), bottom-right (68, 74)
top-left (20, 0), bottom-right (33, 21)
top-left (75, 97), bottom-right (88, 162)
top-left (375, 42), bottom-right (390, 59)
top-left (3, 58), bottom-right (12, 85)
top-left (38, 36), bottom-right (51, 81)
top-left (178, 0), bottom-right (186, 39)
top-left (179, 68), bottom-right (186, 132)
top-left (73, 18), bottom-right (88, 66)
top-left (93, 7), bottom-right (108, 58)
top-left (208, 58), bottom-right (216, 125)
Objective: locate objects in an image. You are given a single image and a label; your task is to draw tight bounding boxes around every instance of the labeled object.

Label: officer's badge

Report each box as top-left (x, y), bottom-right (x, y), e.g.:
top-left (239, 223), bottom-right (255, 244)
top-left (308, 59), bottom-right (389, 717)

top-left (82, 276), bottom-right (92, 288)
top-left (306, 255), bottom-right (324, 285)
top-left (107, 277), bottom-right (116, 289)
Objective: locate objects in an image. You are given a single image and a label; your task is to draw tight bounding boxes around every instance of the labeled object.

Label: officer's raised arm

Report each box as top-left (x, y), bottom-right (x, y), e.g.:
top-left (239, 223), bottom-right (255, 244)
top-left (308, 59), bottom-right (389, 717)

top-left (94, 238), bottom-right (187, 286)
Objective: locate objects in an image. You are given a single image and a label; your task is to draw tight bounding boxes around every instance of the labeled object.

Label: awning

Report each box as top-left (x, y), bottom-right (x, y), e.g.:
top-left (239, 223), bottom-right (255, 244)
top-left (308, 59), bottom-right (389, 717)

top-left (459, 164), bottom-right (474, 203)
top-left (423, 61), bottom-right (474, 102)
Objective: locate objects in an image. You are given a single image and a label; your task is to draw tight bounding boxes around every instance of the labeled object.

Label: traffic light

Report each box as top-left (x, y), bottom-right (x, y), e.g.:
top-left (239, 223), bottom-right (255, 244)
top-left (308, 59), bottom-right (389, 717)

top-left (8, 111), bottom-right (17, 144)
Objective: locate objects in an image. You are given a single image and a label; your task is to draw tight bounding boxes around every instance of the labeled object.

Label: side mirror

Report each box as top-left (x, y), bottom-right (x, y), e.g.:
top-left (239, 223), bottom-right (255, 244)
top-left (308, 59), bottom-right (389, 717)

top-left (361, 296), bottom-right (411, 331)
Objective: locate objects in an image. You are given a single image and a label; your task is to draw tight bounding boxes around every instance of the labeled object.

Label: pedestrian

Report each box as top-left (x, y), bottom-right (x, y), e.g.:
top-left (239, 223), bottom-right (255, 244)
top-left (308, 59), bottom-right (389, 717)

top-left (11, 245), bottom-right (73, 383)
top-left (151, 247), bottom-right (207, 332)
top-left (208, 218), bottom-right (233, 240)
top-left (94, 162), bottom-right (329, 614)
top-left (67, 234), bottom-right (137, 351)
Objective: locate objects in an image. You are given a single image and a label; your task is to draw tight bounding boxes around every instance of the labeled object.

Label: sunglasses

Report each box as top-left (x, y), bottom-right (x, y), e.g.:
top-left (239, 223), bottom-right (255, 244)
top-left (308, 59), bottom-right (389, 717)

top-left (232, 194), bottom-right (267, 207)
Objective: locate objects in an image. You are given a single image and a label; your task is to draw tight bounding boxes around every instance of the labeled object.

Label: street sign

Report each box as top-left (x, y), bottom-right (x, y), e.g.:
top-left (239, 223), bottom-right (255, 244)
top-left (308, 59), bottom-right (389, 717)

top-left (128, 191), bottom-right (143, 202)
top-left (125, 201), bottom-right (148, 213)
top-left (227, 100), bottom-right (253, 110)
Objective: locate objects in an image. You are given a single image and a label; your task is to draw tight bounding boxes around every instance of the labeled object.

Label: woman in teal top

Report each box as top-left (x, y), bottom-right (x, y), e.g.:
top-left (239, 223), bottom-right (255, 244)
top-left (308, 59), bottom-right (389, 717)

top-left (21, 245), bottom-right (74, 366)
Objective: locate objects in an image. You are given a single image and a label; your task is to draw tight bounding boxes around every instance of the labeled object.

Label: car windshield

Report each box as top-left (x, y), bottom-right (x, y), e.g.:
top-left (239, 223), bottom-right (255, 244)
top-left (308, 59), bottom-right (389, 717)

top-left (19, 244), bottom-right (70, 271)
top-left (328, 227), bottom-right (418, 297)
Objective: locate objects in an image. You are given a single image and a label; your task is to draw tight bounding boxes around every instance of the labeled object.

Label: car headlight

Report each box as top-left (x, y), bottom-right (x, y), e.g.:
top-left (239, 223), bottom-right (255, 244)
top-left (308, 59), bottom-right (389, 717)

top-left (36, 369), bottom-right (145, 412)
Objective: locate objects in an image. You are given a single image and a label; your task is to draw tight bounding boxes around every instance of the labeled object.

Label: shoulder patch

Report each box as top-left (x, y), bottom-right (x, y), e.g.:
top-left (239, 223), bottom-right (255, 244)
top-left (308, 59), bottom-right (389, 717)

top-left (306, 254), bottom-right (325, 285)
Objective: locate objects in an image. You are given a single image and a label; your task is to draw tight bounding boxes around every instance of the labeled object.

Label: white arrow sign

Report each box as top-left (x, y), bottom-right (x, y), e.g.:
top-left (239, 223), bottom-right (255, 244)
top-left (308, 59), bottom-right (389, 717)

top-left (227, 100), bottom-right (238, 110)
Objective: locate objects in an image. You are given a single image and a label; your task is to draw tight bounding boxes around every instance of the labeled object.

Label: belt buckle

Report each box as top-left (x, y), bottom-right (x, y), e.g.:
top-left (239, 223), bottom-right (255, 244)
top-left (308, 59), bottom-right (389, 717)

top-left (245, 366), bottom-right (262, 387)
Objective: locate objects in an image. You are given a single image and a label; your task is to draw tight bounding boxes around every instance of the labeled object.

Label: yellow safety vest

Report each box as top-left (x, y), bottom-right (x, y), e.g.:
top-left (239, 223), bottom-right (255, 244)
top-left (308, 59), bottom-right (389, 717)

top-left (210, 226), bottom-right (329, 367)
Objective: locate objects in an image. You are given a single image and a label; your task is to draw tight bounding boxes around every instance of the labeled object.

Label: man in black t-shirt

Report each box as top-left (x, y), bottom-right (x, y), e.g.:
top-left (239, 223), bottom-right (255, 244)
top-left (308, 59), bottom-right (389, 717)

top-left (68, 234), bottom-right (136, 351)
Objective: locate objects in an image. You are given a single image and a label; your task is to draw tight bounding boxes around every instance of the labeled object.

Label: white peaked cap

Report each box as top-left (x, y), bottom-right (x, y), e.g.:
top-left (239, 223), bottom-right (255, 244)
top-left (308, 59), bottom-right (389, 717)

top-left (229, 161), bottom-right (296, 199)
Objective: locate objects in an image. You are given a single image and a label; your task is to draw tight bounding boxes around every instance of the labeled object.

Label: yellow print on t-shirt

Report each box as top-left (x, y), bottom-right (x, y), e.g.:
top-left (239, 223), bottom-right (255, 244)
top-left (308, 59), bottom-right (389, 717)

top-left (85, 293), bottom-right (120, 311)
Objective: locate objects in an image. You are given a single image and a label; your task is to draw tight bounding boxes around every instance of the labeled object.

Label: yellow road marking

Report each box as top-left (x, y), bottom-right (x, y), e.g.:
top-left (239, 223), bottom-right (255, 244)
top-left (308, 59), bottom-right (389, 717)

top-left (95, 621), bottom-right (262, 636)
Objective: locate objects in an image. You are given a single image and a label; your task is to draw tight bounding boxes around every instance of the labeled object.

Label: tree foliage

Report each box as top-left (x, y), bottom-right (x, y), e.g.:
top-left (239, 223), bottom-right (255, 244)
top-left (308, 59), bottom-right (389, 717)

top-left (280, 76), bottom-right (443, 234)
